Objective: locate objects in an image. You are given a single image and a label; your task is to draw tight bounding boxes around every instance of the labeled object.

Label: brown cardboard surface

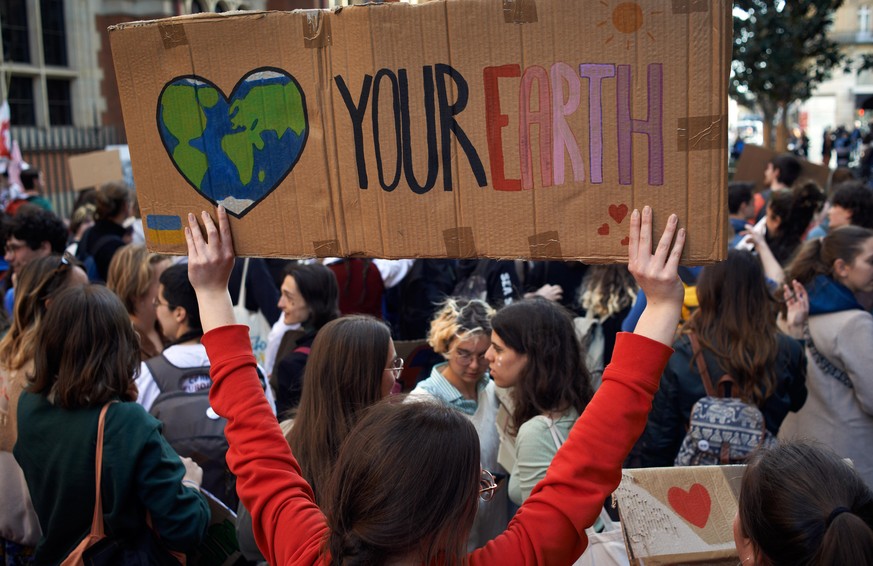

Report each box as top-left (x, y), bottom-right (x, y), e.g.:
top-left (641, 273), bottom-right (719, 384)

top-left (109, 1), bottom-right (731, 261)
top-left (615, 466), bottom-right (745, 566)
top-left (733, 145), bottom-right (831, 193)
top-left (67, 149), bottom-right (124, 190)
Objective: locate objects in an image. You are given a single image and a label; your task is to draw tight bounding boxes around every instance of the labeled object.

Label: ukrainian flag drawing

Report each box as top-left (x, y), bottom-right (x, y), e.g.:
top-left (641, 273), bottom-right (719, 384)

top-left (146, 215), bottom-right (185, 246)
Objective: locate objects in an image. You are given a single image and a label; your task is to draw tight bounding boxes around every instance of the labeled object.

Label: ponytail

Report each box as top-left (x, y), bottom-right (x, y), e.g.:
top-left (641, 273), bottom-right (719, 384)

top-left (816, 509), bottom-right (873, 565)
top-left (786, 226), bottom-right (873, 287)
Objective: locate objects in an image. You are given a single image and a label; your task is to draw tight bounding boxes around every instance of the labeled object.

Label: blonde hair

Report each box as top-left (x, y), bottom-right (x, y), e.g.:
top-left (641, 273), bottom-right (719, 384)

top-left (106, 244), bottom-right (170, 315)
top-left (427, 298), bottom-right (495, 357)
top-left (579, 265), bottom-right (638, 320)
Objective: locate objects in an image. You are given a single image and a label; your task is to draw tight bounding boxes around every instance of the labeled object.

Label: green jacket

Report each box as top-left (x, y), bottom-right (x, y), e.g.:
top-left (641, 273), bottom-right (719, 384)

top-left (14, 393), bottom-right (210, 565)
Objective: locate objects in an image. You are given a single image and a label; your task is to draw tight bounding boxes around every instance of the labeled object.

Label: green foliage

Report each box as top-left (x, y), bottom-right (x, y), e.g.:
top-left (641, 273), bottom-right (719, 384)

top-left (731, 0), bottom-right (847, 115)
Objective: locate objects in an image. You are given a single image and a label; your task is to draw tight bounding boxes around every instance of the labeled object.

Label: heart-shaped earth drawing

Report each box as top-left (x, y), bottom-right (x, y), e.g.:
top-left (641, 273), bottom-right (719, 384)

top-left (157, 67), bottom-right (308, 218)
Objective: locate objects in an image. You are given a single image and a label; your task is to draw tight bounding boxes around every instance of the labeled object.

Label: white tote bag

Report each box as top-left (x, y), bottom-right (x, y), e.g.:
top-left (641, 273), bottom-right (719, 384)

top-left (537, 415), bottom-right (630, 566)
top-left (232, 258), bottom-right (273, 367)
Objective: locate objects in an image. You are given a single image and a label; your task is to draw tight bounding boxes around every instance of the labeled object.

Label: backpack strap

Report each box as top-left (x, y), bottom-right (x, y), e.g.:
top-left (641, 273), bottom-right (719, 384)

top-left (293, 346), bottom-right (311, 356)
top-left (688, 333), bottom-right (716, 397)
top-left (689, 333), bottom-right (740, 399)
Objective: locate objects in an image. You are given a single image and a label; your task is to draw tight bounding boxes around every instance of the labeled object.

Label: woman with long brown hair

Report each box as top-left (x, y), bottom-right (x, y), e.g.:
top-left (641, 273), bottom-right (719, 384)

top-left (0, 255), bottom-right (87, 563)
top-left (488, 298), bottom-right (594, 506)
top-left (639, 249), bottom-right (807, 467)
top-left (187, 205), bottom-right (686, 566)
top-left (779, 226), bottom-right (873, 487)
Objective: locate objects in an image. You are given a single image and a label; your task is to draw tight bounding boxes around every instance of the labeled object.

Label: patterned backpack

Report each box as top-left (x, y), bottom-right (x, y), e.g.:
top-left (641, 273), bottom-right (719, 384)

top-left (674, 334), bottom-right (775, 466)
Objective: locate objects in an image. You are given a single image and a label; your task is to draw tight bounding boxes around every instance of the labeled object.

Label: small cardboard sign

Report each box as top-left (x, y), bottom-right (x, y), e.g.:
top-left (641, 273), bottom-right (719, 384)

top-left (109, 1), bottom-right (731, 261)
top-left (614, 465), bottom-right (745, 566)
top-left (733, 144), bottom-right (831, 193)
top-left (67, 149), bottom-right (125, 190)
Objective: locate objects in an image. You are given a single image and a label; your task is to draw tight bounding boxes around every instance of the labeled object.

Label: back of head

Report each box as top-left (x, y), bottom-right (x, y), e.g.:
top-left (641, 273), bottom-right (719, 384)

top-left (159, 263), bottom-right (201, 334)
top-left (69, 204), bottom-right (96, 237)
top-left (30, 285), bottom-right (139, 409)
top-left (491, 298), bottom-right (592, 433)
top-left (739, 441), bottom-right (873, 566)
top-left (728, 182), bottom-right (754, 215)
top-left (285, 262), bottom-right (340, 330)
top-left (771, 154), bottom-right (802, 187)
top-left (20, 169), bottom-right (40, 192)
top-left (93, 181), bottom-right (130, 221)
top-left (831, 181), bottom-right (873, 229)
top-left (0, 255), bottom-right (84, 370)
top-left (427, 298), bottom-right (494, 355)
top-left (786, 225), bottom-right (873, 287)
top-left (107, 244), bottom-right (168, 315)
top-left (690, 250), bottom-right (778, 404)
top-left (579, 264), bottom-right (638, 319)
top-left (324, 398), bottom-right (479, 565)
top-left (6, 208), bottom-right (68, 253)
top-left (289, 315), bottom-right (392, 503)
top-left (768, 182), bottom-right (826, 262)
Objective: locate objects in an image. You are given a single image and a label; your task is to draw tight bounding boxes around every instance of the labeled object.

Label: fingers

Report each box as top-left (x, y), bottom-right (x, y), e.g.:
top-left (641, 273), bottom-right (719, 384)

top-left (628, 208), bottom-right (642, 264)
top-left (217, 206), bottom-right (234, 256)
top-left (638, 206), bottom-right (653, 258)
top-left (202, 210), bottom-right (219, 243)
top-left (186, 212), bottom-right (206, 256)
top-left (653, 214), bottom-right (678, 263)
top-left (665, 226), bottom-right (686, 272)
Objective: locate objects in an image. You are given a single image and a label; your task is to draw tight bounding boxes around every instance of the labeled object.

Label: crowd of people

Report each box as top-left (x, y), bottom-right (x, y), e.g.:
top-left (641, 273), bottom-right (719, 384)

top-left (0, 155), bottom-right (872, 566)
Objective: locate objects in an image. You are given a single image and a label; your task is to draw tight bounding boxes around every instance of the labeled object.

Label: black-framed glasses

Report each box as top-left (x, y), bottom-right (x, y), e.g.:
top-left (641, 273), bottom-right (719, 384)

top-left (479, 469), bottom-right (498, 502)
top-left (384, 357), bottom-right (404, 379)
top-left (454, 347), bottom-right (488, 366)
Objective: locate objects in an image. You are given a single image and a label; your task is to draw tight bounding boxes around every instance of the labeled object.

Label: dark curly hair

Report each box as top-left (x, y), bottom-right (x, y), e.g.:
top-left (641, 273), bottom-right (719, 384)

top-left (5, 208), bottom-right (68, 253)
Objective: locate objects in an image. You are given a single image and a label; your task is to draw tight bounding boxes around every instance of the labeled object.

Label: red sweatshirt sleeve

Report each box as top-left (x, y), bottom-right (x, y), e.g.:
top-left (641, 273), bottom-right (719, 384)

top-left (205, 325), bottom-right (327, 566)
top-left (469, 332), bottom-right (672, 565)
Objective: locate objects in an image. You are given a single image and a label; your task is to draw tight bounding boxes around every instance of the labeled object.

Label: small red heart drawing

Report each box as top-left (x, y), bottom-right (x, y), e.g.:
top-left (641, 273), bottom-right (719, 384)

top-left (621, 236), bottom-right (629, 246)
top-left (609, 204), bottom-right (629, 224)
top-left (667, 483), bottom-right (711, 529)
top-left (597, 223), bottom-right (610, 236)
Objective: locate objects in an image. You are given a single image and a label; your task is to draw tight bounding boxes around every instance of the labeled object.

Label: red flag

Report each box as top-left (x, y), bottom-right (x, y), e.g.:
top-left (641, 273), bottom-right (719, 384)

top-left (0, 101), bottom-right (10, 160)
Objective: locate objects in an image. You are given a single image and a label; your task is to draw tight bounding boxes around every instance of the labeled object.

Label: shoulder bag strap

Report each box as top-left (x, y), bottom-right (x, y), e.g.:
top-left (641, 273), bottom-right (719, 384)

top-left (804, 321), bottom-right (853, 389)
top-left (688, 333), bottom-right (716, 397)
top-left (60, 402), bottom-right (113, 566)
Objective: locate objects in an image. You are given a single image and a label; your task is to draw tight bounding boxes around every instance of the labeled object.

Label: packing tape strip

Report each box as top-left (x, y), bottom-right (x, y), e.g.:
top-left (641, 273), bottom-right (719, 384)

top-left (677, 114), bottom-right (727, 151)
top-left (503, 0), bottom-right (538, 24)
top-left (443, 227), bottom-right (477, 258)
top-left (159, 22), bottom-right (189, 49)
top-left (671, 0), bottom-right (709, 14)
top-left (303, 10), bottom-right (332, 49)
top-left (313, 239), bottom-right (341, 256)
top-left (528, 231), bottom-right (562, 259)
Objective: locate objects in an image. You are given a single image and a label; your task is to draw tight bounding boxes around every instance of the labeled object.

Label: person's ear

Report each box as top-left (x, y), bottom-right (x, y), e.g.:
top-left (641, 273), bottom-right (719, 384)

top-left (173, 305), bottom-right (188, 324)
top-left (834, 258), bottom-right (850, 279)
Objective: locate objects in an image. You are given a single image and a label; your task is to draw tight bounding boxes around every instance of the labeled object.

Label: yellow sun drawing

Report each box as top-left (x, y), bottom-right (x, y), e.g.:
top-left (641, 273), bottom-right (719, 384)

top-left (597, 1), bottom-right (661, 50)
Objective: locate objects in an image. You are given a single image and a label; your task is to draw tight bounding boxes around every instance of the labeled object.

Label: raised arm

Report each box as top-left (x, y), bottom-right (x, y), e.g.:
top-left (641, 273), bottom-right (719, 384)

top-left (186, 208), bottom-right (327, 565)
top-left (471, 206), bottom-right (684, 566)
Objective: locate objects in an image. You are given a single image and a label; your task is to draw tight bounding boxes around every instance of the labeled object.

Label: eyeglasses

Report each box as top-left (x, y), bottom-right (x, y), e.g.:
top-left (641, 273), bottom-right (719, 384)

top-left (4, 241), bottom-right (26, 254)
top-left (479, 469), bottom-right (498, 502)
top-left (384, 357), bottom-right (404, 379)
top-left (153, 297), bottom-right (171, 309)
top-left (454, 348), bottom-right (488, 366)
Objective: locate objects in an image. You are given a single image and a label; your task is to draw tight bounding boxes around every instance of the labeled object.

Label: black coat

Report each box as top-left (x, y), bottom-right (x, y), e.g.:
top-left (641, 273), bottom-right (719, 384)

top-left (638, 333), bottom-right (807, 468)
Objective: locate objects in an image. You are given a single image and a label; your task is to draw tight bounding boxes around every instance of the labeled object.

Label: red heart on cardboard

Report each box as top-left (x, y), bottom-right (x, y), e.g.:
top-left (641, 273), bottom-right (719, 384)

top-left (621, 236), bottom-right (629, 246)
top-left (667, 483), bottom-right (711, 529)
top-left (597, 223), bottom-right (610, 236)
top-left (609, 204), bottom-right (629, 224)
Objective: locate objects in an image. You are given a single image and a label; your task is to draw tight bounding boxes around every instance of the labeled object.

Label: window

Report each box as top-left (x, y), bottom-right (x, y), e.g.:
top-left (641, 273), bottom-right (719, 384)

top-left (861, 5), bottom-right (871, 34)
top-left (1, 0), bottom-right (30, 63)
top-left (46, 78), bottom-right (72, 125)
top-left (8, 76), bottom-right (35, 125)
top-left (191, 0), bottom-right (205, 13)
top-left (216, 1), bottom-right (229, 11)
top-left (40, 0), bottom-right (68, 67)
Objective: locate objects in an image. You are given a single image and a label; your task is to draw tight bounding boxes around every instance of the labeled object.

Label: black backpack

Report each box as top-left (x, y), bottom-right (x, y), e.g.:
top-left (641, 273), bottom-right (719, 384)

top-left (145, 354), bottom-right (237, 508)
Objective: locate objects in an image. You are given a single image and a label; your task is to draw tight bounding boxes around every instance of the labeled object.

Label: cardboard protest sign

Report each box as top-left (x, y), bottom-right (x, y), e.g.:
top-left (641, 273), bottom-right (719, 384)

top-left (734, 144), bottom-right (831, 193)
top-left (614, 465), bottom-right (745, 565)
top-left (67, 149), bottom-right (124, 190)
top-left (110, 0), bottom-right (731, 261)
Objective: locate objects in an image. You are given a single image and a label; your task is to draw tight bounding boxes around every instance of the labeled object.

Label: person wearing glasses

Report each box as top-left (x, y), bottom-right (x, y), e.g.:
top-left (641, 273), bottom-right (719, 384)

top-left (237, 315), bottom-right (399, 563)
top-left (409, 298), bottom-right (508, 549)
top-left (0, 254), bottom-right (87, 563)
top-left (186, 205), bottom-right (685, 565)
